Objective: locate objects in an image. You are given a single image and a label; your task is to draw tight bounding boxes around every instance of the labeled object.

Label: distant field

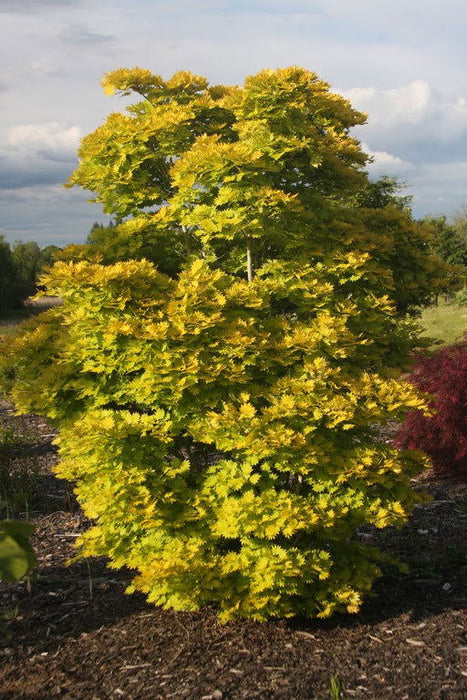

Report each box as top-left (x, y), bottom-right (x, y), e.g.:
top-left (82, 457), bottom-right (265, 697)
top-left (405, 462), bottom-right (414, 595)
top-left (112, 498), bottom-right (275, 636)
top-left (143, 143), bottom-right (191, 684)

top-left (418, 302), bottom-right (467, 346)
top-left (0, 298), bottom-right (60, 337)
top-left (0, 308), bottom-right (37, 336)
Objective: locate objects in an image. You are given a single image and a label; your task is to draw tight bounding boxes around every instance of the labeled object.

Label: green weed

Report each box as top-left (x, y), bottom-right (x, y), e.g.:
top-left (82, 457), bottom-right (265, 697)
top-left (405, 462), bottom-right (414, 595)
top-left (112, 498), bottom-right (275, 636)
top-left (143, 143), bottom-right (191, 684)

top-left (329, 675), bottom-right (345, 700)
top-left (1, 605), bottom-right (19, 621)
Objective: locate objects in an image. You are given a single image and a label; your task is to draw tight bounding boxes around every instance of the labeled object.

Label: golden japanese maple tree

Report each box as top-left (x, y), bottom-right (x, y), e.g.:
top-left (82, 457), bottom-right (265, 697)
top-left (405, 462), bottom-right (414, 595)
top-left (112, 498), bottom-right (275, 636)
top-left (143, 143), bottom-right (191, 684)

top-left (4, 67), bottom-right (441, 620)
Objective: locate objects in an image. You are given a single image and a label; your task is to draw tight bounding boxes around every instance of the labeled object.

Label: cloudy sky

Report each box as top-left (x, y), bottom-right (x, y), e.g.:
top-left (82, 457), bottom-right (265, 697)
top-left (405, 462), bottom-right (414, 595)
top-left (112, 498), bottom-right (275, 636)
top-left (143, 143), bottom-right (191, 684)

top-left (1, 0), bottom-right (467, 247)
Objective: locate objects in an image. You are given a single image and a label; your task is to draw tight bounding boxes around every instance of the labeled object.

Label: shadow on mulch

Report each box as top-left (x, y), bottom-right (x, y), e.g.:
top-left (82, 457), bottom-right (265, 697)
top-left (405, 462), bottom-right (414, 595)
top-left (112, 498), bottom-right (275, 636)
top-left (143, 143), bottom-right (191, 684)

top-left (3, 554), bottom-right (466, 700)
top-left (4, 561), bottom-right (148, 648)
top-left (6, 547), bottom-right (465, 652)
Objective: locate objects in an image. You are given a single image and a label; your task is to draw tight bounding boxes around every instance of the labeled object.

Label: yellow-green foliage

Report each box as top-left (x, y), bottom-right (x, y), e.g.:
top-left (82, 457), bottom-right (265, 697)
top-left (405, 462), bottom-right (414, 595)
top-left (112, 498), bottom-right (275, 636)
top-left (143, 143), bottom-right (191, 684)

top-left (6, 256), bottom-right (428, 620)
top-left (65, 66), bottom-right (454, 310)
top-left (2, 67), bottom-right (433, 621)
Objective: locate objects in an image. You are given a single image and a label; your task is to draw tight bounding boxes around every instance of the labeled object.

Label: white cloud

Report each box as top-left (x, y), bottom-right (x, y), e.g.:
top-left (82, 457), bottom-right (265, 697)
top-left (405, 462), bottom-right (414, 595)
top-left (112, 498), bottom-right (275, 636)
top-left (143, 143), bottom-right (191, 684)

top-left (441, 96), bottom-right (467, 141)
top-left (344, 81), bottom-right (431, 127)
top-left (345, 81), bottom-right (467, 142)
top-left (343, 80), bottom-right (467, 177)
top-left (0, 123), bottom-right (81, 191)
top-left (320, 0), bottom-right (467, 42)
top-left (61, 21), bottom-right (118, 44)
top-left (1, 0), bottom-right (467, 244)
top-left (0, 0), bottom-right (84, 13)
top-left (8, 123), bottom-right (82, 158)
top-left (361, 143), bottom-right (413, 175)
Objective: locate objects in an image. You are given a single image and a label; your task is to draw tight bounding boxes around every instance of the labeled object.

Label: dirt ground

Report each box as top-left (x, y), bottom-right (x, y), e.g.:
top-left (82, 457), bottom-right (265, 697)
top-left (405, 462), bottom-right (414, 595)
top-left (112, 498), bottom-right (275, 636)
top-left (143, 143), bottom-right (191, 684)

top-left (0, 400), bottom-right (466, 700)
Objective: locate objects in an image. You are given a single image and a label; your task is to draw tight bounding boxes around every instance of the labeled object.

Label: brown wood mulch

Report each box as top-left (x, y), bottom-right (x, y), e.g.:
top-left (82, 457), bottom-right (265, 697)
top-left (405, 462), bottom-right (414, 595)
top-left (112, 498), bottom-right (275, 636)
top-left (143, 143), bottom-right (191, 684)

top-left (0, 400), bottom-right (466, 700)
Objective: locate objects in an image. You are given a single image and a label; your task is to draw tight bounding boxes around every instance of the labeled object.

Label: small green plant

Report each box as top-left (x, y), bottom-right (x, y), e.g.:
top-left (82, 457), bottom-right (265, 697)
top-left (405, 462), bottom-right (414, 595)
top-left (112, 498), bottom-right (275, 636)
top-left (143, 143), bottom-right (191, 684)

top-left (329, 675), bottom-right (345, 700)
top-left (1, 604), bottom-right (19, 621)
top-left (456, 288), bottom-right (467, 307)
top-left (0, 519), bottom-right (37, 583)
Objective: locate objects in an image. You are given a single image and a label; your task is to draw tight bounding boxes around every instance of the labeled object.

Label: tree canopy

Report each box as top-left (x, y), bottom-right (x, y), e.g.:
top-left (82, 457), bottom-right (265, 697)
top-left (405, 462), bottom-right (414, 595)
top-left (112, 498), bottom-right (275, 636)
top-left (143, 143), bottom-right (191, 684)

top-left (423, 214), bottom-right (467, 270)
top-left (0, 236), bottom-right (20, 314)
top-left (0, 239), bottom-right (61, 314)
top-left (63, 66), bottom-right (456, 312)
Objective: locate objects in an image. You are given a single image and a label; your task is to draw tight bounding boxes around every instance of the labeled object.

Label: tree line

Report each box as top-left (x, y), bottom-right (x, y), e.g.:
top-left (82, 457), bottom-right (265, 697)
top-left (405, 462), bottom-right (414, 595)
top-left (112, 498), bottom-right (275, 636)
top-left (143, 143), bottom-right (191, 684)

top-left (0, 238), bottom-right (60, 314)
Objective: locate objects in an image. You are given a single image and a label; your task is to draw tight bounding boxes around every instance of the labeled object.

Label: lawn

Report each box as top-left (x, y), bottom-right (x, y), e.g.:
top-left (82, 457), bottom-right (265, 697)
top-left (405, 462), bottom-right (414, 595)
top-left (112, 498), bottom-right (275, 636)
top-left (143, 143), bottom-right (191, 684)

top-left (0, 307), bottom-right (37, 336)
top-left (418, 302), bottom-right (467, 347)
top-left (0, 298), bottom-right (60, 337)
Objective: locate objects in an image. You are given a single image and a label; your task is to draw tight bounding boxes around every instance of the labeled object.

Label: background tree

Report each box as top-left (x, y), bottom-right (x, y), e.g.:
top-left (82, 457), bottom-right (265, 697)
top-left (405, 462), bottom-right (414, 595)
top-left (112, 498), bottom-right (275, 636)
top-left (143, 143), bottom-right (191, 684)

top-left (11, 241), bottom-right (42, 298)
top-left (0, 239), bottom-right (62, 316)
top-left (0, 236), bottom-right (30, 313)
top-left (453, 204), bottom-right (467, 233)
top-left (0, 236), bottom-right (18, 313)
top-left (355, 175), bottom-right (412, 212)
top-left (3, 67), bottom-right (440, 621)
top-left (37, 245), bottom-right (61, 278)
top-left (423, 215), bottom-right (467, 269)
top-left (451, 206), bottom-right (467, 273)
top-left (12, 241), bottom-right (62, 294)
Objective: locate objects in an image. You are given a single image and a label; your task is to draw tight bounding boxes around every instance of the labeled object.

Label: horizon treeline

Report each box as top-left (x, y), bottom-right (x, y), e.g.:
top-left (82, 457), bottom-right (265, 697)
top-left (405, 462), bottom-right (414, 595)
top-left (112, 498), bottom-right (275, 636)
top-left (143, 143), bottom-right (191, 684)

top-left (0, 237), bottom-right (61, 313)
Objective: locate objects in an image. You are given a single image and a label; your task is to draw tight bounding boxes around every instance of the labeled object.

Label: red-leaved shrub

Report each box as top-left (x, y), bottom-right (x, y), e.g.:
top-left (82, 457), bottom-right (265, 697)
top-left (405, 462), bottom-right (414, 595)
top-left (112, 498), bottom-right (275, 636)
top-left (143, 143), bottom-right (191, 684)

top-left (394, 341), bottom-right (467, 478)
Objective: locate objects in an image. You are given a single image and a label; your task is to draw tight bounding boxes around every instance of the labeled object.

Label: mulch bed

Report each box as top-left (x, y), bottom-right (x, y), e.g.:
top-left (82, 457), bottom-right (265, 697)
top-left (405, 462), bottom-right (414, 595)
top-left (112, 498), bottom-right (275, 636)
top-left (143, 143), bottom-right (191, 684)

top-left (0, 400), bottom-right (466, 700)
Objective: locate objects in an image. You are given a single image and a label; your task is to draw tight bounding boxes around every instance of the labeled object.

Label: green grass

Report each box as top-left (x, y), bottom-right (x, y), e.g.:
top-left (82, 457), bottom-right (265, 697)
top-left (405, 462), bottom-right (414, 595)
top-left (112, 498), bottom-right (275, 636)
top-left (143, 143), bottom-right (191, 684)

top-left (418, 302), bottom-right (467, 347)
top-left (328, 676), bottom-right (345, 700)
